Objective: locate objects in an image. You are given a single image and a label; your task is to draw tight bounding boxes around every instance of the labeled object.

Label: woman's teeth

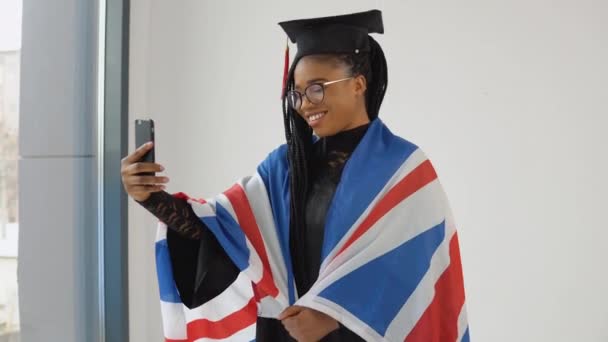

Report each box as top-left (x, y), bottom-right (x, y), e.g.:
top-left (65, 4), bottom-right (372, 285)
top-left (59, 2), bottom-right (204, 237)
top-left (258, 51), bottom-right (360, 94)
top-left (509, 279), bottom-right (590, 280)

top-left (309, 112), bottom-right (326, 122)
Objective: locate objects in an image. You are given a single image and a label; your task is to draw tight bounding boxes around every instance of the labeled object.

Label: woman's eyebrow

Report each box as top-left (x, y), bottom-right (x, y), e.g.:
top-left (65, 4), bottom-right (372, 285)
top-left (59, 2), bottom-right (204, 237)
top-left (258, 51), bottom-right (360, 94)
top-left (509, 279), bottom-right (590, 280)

top-left (307, 78), bottom-right (328, 84)
top-left (295, 78), bottom-right (328, 90)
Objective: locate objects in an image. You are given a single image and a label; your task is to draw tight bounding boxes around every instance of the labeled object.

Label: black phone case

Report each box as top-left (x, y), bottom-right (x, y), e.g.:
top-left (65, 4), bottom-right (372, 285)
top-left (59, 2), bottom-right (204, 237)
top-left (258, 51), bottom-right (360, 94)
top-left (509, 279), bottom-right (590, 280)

top-left (135, 119), bottom-right (155, 175)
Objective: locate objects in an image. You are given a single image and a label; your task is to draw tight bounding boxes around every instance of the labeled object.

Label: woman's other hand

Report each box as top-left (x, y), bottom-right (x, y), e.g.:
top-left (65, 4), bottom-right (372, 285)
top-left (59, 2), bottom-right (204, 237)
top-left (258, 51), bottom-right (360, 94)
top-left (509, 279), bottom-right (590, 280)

top-left (279, 305), bottom-right (339, 341)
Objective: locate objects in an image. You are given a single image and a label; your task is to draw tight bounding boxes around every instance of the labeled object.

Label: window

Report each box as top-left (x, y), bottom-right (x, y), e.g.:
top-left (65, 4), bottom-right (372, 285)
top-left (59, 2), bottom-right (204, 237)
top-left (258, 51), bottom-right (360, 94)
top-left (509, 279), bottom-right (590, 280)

top-left (0, 0), bottom-right (22, 339)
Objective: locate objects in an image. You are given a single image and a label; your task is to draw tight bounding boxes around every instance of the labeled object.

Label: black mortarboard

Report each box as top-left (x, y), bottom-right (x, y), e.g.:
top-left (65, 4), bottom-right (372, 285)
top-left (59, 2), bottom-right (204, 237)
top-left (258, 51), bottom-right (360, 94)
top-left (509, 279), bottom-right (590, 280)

top-left (279, 10), bottom-right (384, 59)
top-left (279, 9), bottom-right (384, 58)
top-left (278, 9), bottom-right (384, 96)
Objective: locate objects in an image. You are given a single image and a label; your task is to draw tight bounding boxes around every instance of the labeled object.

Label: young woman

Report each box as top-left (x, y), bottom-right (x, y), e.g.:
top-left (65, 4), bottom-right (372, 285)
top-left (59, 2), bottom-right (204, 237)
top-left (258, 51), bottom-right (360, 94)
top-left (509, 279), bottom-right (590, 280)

top-left (121, 10), bottom-right (469, 342)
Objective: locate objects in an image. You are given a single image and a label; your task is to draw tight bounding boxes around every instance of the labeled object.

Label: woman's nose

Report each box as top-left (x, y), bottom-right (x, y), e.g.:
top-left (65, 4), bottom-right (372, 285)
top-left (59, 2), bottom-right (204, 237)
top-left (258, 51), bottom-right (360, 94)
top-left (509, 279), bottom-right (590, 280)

top-left (300, 94), bottom-right (315, 111)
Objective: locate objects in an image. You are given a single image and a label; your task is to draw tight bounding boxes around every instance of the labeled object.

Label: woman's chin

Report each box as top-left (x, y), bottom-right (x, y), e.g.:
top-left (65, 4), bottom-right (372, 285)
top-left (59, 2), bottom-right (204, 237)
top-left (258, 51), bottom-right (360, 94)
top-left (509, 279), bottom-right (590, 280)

top-left (312, 126), bottom-right (336, 138)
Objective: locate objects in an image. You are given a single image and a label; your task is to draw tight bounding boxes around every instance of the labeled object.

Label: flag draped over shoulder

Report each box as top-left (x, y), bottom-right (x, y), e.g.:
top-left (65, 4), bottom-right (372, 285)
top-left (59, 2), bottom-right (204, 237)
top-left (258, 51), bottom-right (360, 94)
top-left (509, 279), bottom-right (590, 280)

top-left (155, 118), bottom-right (470, 342)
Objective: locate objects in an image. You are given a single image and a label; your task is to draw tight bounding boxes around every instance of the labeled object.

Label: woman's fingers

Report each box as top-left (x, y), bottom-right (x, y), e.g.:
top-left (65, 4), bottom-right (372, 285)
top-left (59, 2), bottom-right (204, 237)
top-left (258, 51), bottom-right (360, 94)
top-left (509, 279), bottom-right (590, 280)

top-left (127, 175), bottom-right (170, 186)
top-left (120, 146), bottom-right (167, 202)
top-left (278, 306), bottom-right (304, 320)
top-left (123, 162), bottom-right (165, 176)
top-left (121, 142), bottom-right (154, 165)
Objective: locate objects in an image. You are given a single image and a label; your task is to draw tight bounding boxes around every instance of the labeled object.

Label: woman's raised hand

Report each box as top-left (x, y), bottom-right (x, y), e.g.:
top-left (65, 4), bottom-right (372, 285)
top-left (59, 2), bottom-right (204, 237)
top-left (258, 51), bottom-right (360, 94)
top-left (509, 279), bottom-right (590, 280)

top-left (120, 142), bottom-right (169, 202)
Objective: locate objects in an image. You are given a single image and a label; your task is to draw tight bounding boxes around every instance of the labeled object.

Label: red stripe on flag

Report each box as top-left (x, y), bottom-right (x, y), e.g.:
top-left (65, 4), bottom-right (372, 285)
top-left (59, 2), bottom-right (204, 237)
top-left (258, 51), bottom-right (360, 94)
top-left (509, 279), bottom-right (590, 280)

top-left (333, 159), bottom-right (438, 260)
top-left (172, 192), bottom-right (207, 204)
top-left (224, 184), bottom-right (280, 299)
top-left (405, 232), bottom-right (466, 342)
top-left (165, 338), bottom-right (187, 342)
top-left (186, 297), bottom-right (258, 340)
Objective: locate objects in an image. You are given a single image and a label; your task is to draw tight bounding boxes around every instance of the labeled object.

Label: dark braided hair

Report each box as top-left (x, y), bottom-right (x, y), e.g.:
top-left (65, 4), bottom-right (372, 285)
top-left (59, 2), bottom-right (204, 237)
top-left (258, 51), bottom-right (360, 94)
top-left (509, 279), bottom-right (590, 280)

top-left (281, 36), bottom-right (387, 285)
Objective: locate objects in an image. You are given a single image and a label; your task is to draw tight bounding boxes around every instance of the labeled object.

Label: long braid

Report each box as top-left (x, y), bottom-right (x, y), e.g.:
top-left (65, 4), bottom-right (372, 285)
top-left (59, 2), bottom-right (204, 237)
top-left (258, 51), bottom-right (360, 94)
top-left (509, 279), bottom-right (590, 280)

top-left (366, 36), bottom-right (388, 120)
top-left (282, 63), bottom-right (313, 284)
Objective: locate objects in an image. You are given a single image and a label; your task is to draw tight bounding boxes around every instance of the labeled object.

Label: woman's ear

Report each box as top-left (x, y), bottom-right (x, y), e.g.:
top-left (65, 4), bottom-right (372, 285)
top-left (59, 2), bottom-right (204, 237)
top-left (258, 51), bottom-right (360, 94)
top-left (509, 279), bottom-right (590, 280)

top-left (354, 74), bottom-right (367, 96)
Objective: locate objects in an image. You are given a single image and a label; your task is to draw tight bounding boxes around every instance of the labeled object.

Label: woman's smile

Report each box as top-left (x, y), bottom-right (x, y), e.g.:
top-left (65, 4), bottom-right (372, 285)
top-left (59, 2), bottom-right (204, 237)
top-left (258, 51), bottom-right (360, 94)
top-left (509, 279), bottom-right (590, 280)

top-left (306, 110), bottom-right (328, 127)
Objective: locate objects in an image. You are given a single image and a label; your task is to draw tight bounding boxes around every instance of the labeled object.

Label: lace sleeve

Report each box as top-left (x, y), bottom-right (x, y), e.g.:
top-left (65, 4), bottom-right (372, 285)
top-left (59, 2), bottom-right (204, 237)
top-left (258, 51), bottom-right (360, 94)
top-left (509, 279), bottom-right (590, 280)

top-left (137, 191), bottom-right (204, 240)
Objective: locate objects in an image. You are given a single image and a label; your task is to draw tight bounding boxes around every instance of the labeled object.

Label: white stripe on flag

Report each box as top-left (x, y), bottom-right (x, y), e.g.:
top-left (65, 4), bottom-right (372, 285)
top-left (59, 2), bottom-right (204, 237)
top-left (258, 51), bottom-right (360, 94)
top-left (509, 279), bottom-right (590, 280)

top-left (457, 302), bottom-right (469, 341)
top-left (156, 222), bottom-right (168, 242)
top-left (190, 197), bottom-right (217, 218)
top-left (297, 295), bottom-right (384, 342)
top-left (160, 301), bottom-right (187, 340)
top-left (242, 173), bottom-right (290, 309)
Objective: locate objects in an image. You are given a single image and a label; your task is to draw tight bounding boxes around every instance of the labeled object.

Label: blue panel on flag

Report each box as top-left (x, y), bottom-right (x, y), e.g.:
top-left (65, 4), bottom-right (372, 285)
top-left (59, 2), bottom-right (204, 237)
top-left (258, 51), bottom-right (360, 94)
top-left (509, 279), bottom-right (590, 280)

top-left (202, 202), bottom-right (250, 271)
top-left (155, 239), bottom-right (182, 303)
top-left (319, 221), bottom-right (446, 336)
top-left (258, 144), bottom-right (296, 304)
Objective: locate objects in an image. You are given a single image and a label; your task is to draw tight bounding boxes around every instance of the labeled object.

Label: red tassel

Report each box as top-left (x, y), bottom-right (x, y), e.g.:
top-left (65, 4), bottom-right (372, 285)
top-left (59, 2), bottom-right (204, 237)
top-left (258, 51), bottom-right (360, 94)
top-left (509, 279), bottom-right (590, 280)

top-left (281, 38), bottom-right (290, 99)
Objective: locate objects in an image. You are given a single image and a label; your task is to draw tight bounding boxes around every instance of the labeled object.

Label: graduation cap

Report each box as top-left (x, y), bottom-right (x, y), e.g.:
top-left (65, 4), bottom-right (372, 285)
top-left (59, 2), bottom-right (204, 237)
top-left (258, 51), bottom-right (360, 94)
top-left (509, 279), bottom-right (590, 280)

top-left (278, 9), bottom-right (384, 96)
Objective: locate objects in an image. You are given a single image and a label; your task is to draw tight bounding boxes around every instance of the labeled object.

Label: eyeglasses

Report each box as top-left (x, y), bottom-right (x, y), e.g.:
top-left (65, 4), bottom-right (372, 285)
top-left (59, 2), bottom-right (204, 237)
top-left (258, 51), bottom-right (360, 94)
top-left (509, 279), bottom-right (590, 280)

top-left (286, 77), bottom-right (353, 110)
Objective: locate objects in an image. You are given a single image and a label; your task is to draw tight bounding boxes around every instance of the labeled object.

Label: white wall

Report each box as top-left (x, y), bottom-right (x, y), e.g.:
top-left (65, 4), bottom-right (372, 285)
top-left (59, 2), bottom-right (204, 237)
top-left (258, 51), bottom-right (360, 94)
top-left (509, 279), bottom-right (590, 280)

top-left (129, 1), bottom-right (608, 341)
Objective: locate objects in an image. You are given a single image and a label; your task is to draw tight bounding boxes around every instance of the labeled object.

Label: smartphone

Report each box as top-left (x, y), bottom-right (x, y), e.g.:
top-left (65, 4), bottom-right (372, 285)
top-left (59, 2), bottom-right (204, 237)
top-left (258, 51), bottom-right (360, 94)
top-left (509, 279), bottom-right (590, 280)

top-left (135, 119), bottom-right (155, 175)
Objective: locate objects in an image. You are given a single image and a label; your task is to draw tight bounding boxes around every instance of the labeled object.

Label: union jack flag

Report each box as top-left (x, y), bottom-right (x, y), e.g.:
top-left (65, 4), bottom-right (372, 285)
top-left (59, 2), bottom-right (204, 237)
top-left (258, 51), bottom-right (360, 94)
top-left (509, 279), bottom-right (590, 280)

top-left (155, 118), bottom-right (470, 341)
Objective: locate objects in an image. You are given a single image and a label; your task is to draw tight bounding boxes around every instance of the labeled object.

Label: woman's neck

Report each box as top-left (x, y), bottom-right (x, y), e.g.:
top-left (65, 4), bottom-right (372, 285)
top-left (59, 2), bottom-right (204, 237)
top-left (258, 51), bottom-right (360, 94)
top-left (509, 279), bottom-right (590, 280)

top-left (321, 121), bottom-right (370, 154)
top-left (341, 110), bottom-right (370, 132)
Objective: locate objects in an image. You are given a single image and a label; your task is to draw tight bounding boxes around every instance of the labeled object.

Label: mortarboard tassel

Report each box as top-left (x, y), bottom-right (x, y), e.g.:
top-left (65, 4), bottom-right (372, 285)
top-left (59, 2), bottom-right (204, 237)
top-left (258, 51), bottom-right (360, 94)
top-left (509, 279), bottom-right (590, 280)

top-left (281, 37), bottom-right (290, 99)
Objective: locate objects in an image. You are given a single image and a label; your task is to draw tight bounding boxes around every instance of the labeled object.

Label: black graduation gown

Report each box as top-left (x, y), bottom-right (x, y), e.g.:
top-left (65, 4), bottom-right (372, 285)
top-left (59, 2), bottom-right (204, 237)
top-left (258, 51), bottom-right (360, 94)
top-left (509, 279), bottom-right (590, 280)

top-left (139, 123), bottom-right (370, 341)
